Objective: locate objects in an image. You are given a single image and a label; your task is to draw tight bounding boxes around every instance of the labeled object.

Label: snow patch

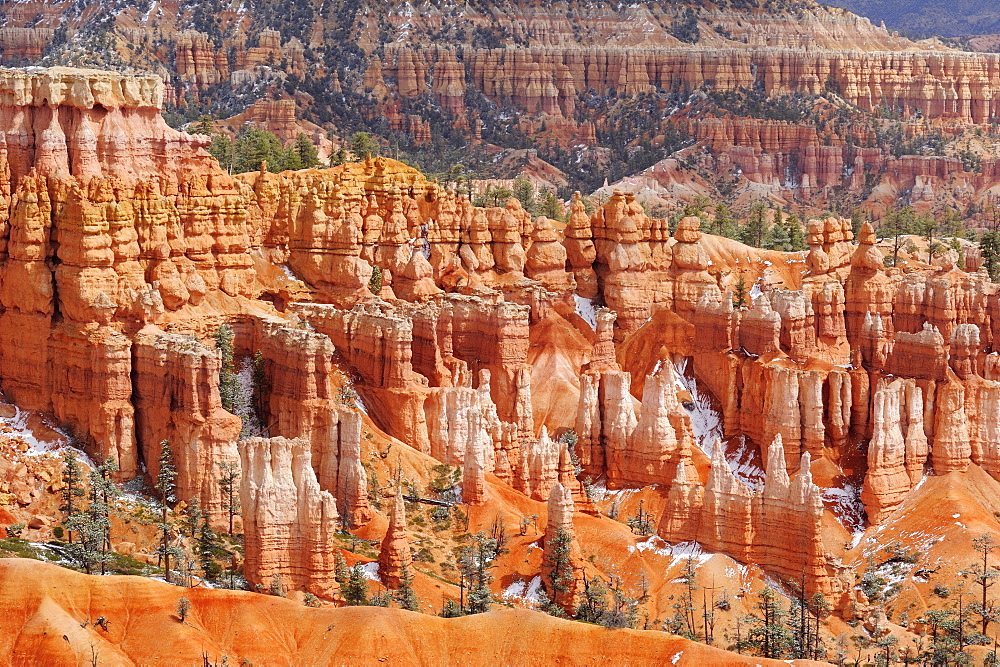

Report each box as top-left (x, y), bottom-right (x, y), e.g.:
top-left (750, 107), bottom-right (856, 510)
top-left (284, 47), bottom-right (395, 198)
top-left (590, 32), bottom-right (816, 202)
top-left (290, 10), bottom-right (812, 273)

top-left (631, 535), bottom-right (673, 557)
top-left (822, 483), bottom-right (866, 534)
top-left (234, 357), bottom-right (264, 438)
top-left (2, 406), bottom-right (95, 466)
top-left (725, 435), bottom-right (765, 490)
top-left (672, 358), bottom-right (723, 453)
top-left (502, 575), bottom-right (543, 604)
top-left (574, 294), bottom-right (599, 330)
top-left (666, 541), bottom-right (713, 572)
top-left (279, 264), bottom-right (298, 281)
top-left (360, 561), bottom-right (381, 582)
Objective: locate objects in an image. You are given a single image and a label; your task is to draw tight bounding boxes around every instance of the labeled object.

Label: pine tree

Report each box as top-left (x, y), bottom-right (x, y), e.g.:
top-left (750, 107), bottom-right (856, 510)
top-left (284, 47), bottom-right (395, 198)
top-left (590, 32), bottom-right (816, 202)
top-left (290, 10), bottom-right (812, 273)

top-left (208, 135), bottom-right (236, 173)
top-left (673, 557), bottom-right (699, 639)
top-left (251, 350), bottom-right (268, 430)
top-left (744, 587), bottom-right (793, 659)
top-left (218, 460), bottom-right (241, 535)
top-left (183, 497), bottom-right (203, 540)
top-left (197, 515), bottom-right (224, 580)
top-left (457, 532), bottom-right (500, 614)
top-left (343, 563), bottom-right (370, 605)
top-left (214, 324), bottom-right (238, 414)
top-left (334, 551), bottom-right (350, 586)
top-left (233, 128), bottom-right (287, 174)
top-left (784, 212), bottom-right (806, 251)
top-left (60, 451), bottom-right (85, 544)
top-left (269, 573), bottom-right (287, 597)
top-left (65, 457), bottom-right (118, 575)
top-left (349, 132), bottom-right (379, 160)
top-left (541, 526), bottom-right (575, 616)
top-left (763, 219), bottom-right (792, 251)
top-left (538, 190), bottom-right (562, 220)
top-left (965, 533), bottom-right (1000, 635)
top-left (293, 133), bottom-right (320, 169)
top-left (329, 145), bottom-right (348, 167)
top-left (155, 440), bottom-right (179, 583)
top-left (740, 202), bottom-right (770, 248)
top-left (981, 232), bottom-right (1000, 281)
top-left (575, 576), bottom-right (610, 624)
top-left (512, 177), bottom-right (537, 216)
top-left (879, 206), bottom-right (916, 267)
top-left (91, 457), bottom-right (119, 574)
top-left (850, 209), bottom-right (866, 239)
top-left (176, 596), bottom-right (191, 622)
top-left (713, 203), bottom-right (739, 238)
top-left (396, 562), bottom-right (420, 611)
top-left (733, 272), bottom-right (749, 309)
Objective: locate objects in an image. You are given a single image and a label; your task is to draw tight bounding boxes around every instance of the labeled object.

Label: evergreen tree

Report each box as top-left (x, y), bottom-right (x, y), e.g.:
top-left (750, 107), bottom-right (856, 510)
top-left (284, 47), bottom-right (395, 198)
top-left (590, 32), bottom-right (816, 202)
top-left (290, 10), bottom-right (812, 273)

top-left (458, 532), bottom-right (500, 614)
top-left (744, 587), bottom-right (793, 659)
top-left (218, 460), bottom-right (241, 535)
top-left (713, 203), bottom-right (739, 239)
top-left (214, 324), bottom-right (238, 415)
top-left (197, 515), bottom-right (224, 580)
top-left (233, 128), bottom-right (287, 174)
top-left (732, 272), bottom-right (749, 309)
top-left (91, 457), bottom-right (119, 574)
top-left (740, 202), bottom-right (769, 248)
top-left (762, 219), bottom-right (792, 251)
top-left (251, 350), bottom-right (268, 429)
top-left (342, 563), bottom-right (370, 605)
top-left (981, 231), bottom-right (1000, 281)
top-left (964, 533), bottom-right (1000, 635)
top-left (784, 211), bottom-right (806, 251)
top-left (60, 451), bottom-right (86, 545)
top-left (605, 575), bottom-right (640, 629)
top-left (473, 185), bottom-right (513, 208)
top-left (334, 551), bottom-right (350, 586)
top-left (208, 134), bottom-right (236, 173)
top-left (350, 132), bottom-right (379, 160)
top-left (190, 115), bottom-right (214, 136)
top-left (182, 497), bottom-right (203, 540)
top-left (879, 206), bottom-right (917, 267)
top-left (575, 576), bottom-right (610, 624)
top-left (65, 457), bottom-right (119, 575)
top-left (512, 177), bottom-right (537, 216)
top-left (368, 266), bottom-right (383, 295)
top-left (850, 209), bottom-right (866, 239)
top-left (538, 190), bottom-right (562, 220)
top-left (396, 562), bottom-right (420, 611)
top-left (269, 573), bottom-right (287, 597)
top-left (540, 526), bottom-right (575, 616)
top-left (672, 557), bottom-right (699, 639)
top-left (176, 596), bottom-right (191, 622)
top-left (329, 145), bottom-right (348, 167)
top-left (155, 440), bottom-right (179, 583)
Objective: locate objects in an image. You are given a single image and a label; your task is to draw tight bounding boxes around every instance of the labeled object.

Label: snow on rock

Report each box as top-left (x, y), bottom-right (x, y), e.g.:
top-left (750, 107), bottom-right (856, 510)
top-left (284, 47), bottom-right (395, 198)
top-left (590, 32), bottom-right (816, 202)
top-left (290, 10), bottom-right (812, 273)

top-left (502, 575), bottom-right (543, 604)
top-left (361, 561), bottom-right (382, 583)
top-left (672, 358), bottom-right (723, 454)
top-left (574, 294), bottom-right (599, 330)
top-left (822, 482), bottom-right (866, 534)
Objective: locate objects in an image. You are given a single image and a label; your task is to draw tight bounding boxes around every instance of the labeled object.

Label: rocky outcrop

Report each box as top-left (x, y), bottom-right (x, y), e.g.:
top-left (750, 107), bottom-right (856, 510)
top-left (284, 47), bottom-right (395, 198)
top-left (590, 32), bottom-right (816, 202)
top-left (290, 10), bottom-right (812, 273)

top-left (240, 436), bottom-right (339, 597)
top-left (132, 330), bottom-right (242, 526)
top-left (312, 406), bottom-right (372, 529)
top-left (378, 488), bottom-right (413, 590)
top-left (541, 482), bottom-right (584, 613)
top-left (860, 379), bottom-right (913, 524)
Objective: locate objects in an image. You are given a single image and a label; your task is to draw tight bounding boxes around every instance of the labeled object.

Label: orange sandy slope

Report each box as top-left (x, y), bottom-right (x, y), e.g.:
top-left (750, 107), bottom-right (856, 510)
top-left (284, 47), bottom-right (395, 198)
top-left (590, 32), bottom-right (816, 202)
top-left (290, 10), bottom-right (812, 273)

top-left (0, 558), bottom-right (827, 666)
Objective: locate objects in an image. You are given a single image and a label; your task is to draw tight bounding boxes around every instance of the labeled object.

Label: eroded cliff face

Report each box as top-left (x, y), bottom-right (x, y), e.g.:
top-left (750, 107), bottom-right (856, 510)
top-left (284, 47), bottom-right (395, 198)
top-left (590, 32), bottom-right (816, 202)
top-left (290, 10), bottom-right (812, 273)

top-left (6, 0), bottom-right (1000, 218)
top-left (4, 64), bottom-right (1000, 638)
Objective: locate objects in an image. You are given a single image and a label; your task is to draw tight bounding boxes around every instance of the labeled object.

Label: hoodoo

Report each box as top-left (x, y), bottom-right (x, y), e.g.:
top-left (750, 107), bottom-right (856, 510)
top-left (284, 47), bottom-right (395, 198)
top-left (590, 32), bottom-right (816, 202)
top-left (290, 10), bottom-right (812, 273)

top-left (2, 0), bottom-right (1000, 663)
